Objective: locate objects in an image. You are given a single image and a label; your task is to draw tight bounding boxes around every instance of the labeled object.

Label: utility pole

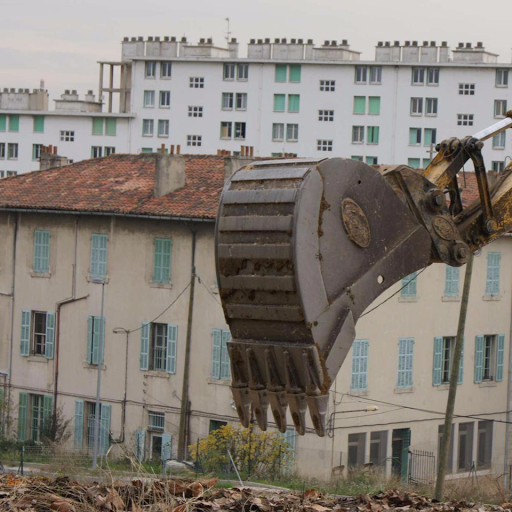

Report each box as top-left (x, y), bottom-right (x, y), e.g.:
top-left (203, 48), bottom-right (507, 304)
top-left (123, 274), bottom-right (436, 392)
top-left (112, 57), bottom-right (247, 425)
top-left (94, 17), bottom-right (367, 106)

top-left (435, 254), bottom-right (474, 500)
top-left (426, 143), bottom-right (435, 162)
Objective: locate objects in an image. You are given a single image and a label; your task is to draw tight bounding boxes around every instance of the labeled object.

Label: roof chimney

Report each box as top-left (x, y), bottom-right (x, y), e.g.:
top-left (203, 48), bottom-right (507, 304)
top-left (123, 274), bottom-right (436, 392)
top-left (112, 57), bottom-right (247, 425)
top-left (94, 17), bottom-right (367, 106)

top-left (154, 154), bottom-right (185, 197)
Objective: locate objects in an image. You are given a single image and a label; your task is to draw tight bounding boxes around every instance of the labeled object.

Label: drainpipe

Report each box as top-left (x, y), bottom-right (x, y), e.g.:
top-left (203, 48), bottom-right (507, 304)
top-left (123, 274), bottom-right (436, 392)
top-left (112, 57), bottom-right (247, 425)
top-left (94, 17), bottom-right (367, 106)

top-left (112, 327), bottom-right (130, 443)
top-left (177, 227), bottom-right (197, 459)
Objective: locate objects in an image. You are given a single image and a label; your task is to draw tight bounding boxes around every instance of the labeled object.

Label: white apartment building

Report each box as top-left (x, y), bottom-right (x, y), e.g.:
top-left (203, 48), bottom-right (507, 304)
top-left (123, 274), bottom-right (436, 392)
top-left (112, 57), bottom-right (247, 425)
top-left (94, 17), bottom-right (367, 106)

top-left (2, 37), bottom-right (512, 175)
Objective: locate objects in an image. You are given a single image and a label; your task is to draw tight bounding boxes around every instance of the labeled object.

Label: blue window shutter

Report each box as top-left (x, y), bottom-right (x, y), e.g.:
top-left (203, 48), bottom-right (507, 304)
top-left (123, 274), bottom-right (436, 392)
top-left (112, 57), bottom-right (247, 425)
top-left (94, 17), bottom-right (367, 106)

top-left (161, 433), bottom-right (172, 461)
top-left (90, 234), bottom-right (108, 278)
top-left (211, 329), bottom-right (221, 378)
top-left (458, 338), bottom-right (464, 384)
top-left (401, 272), bottom-right (417, 297)
top-left (135, 429), bottom-right (146, 460)
top-left (33, 230), bottom-right (50, 273)
top-left (433, 337), bottom-right (443, 386)
top-left (153, 238), bottom-right (172, 283)
top-left (351, 339), bottom-right (368, 390)
top-left (99, 403), bottom-right (111, 455)
top-left (220, 330), bottom-right (231, 380)
top-left (18, 392), bottom-right (28, 441)
top-left (496, 334), bottom-right (505, 382)
top-left (43, 395), bottom-right (53, 429)
top-left (140, 323), bottom-right (149, 370)
top-left (74, 400), bottom-right (84, 449)
top-left (445, 266), bottom-right (460, 296)
top-left (166, 324), bottom-right (177, 374)
top-left (100, 317), bottom-right (105, 364)
top-left (398, 338), bottom-right (414, 389)
top-left (45, 312), bottom-right (55, 359)
top-left (87, 316), bottom-right (93, 364)
top-left (474, 335), bottom-right (484, 383)
top-left (485, 252), bottom-right (500, 296)
top-left (20, 310), bottom-right (31, 356)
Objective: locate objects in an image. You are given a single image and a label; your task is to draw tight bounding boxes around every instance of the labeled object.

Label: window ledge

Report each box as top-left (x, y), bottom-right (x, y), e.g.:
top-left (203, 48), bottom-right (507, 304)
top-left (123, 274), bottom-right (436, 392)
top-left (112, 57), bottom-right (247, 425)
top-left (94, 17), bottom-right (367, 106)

top-left (150, 282), bottom-right (173, 290)
top-left (442, 296), bottom-right (460, 302)
top-left (82, 362), bottom-right (107, 370)
top-left (207, 377), bottom-right (231, 386)
top-left (483, 295), bottom-right (501, 301)
top-left (436, 384), bottom-right (450, 390)
top-left (27, 355), bottom-right (48, 363)
top-left (30, 270), bottom-right (51, 278)
top-left (394, 387), bottom-right (414, 394)
top-left (87, 274), bottom-right (109, 284)
top-left (349, 389), bottom-right (369, 396)
top-left (479, 380), bottom-right (498, 388)
top-left (144, 371), bottom-right (171, 379)
top-left (398, 297), bottom-right (418, 303)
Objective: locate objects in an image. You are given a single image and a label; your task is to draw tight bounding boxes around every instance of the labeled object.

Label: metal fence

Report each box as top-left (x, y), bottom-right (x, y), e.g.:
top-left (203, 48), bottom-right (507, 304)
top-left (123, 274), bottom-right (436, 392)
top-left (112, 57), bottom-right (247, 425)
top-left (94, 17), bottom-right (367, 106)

top-left (408, 449), bottom-right (436, 486)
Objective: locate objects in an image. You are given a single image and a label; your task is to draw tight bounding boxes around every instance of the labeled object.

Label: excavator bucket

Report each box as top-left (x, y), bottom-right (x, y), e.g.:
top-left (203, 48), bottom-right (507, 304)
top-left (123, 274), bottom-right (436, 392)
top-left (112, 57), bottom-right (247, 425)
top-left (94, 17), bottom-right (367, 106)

top-left (215, 158), bottom-right (444, 436)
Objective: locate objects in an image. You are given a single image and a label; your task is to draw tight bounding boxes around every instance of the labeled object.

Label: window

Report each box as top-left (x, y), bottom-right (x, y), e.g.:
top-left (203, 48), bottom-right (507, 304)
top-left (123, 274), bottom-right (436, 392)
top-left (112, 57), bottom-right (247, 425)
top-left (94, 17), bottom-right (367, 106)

top-left (90, 233), bottom-right (108, 278)
top-left (348, 433), bottom-right (366, 467)
top-left (492, 161), bottom-right (504, 172)
top-left (275, 64), bottom-right (300, 83)
top-left (288, 94), bottom-right (300, 113)
top-left (320, 80), bottom-right (335, 91)
top-left (289, 64), bottom-right (301, 83)
top-left (145, 62), bottom-right (157, 78)
top-left (142, 119), bottom-right (154, 136)
top-left (6, 171), bottom-right (16, 177)
top-left (355, 66), bottom-right (367, 84)
top-left (370, 431), bottom-right (387, 467)
top-left (140, 322), bottom-right (177, 374)
top-left (475, 334), bottom-right (505, 383)
top-left (160, 62), bottom-right (172, 78)
top-left (220, 122), bottom-right (232, 139)
top-left (158, 120), bottom-right (169, 137)
top-left (75, 401), bottom-right (110, 452)
top-left (222, 92), bottom-right (234, 110)
top-left (275, 64), bottom-right (287, 82)
top-left (368, 97), bottom-right (380, 115)
top-left (9, 115), bottom-right (19, 132)
top-left (209, 419), bottom-right (227, 433)
top-left (144, 90), bottom-right (155, 107)
top-left (492, 132), bottom-right (506, 149)
top-left (366, 156), bottom-right (378, 165)
top-left (351, 339), bottom-right (368, 390)
top-left (234, 122), bottom-right (246, 139)
top-left (423, 158), bottom-right (431, 167)
top-left (60, 131), bottom-right (74, 141)
top-left (354, 96), bottom-right (366, 115)
top-left (0, 143), bottom-right (4, 158)
top-left (141, 148), bottom-right (153, 154)
top-left (106, 118), bottom-right (116, 136)
top-left (496, 69), bottom-right (509, 87)
top-left (91, 146), bottom-right (102, 158)
top-left (32, 144), bottom-right (42, 160)
top-left (351, 156), bottom-right (363, 161)
top-left (148, 411), bottom-right (165, 431)
top-left (409, 128), bottom-right (421, 145)
top-left (438, 424), bottom-right (455, 473)
top-left (445, 265), bottom-right (459, 296)
top-left (352, 126), bottom-right (364, 144)
top-left (159, 91), bottom-right (171, 108)
top-left (286, 124), bottom-right (298, 142)
top-left (317, 140), bottom-right (333, 152)
top-left (427, 68), bottom-right (439, 85)
top-left (485, 252), bottom-right (500, 295)
top-left (424, 128), bottom-right (437, 146)
top-left (211, 329), bottom-right (231, 380)
top-left (92, 117), bottom-right (103, 135)
top-left (367, 126), bottom-right (379, 144)
top-left (411, 98), bottom-right (423, 115)
top-left (408, 158), bottom-right (421, 168)
top-left (86, 316), bottom-right (105, 365)
top-left (401, 272), bottom-right (417, 297)
top-left (433, 336), bottom-right (464, 385)
top-left (33, 229), bottom-right (50, 273)
top-left (412, 67), bottom-right (425, 85)
top-left (397, 338), bottom-right (414, 389)
top-left (235, 93), bottom-right (247, 110)
top-left (458, 422), bottom-right (474, 472)
top-left (187, 135), bottom-right (202, 147)
top-left (318, 110), bottom-right (334, 122)
top-left (494, 100), bottom-right (507, 118)
top-left (457, 114), bottom-right (474, 126)
top-left (477, 421), bottom-right (493, 468)
top-left (273, 94), bottom-right (285, 112)
top-left (426, 98), bottom-right (438, 116)
top-left (189, 77), bottom-right (204, 88)
top-left (272, 123), bottom-right (284, 141)
top-left (20, 310), bottom-right (55, 358)
top-left (188, 106), bottom-right (203, 117)
top-left (105, 147), bottom-right (115, 156)
top-left (459, 84), bottom-right (475, 96)
top-left (370, 66), bottom-right (382, 84)
top-left (223, 63), bottom-right (235, 80)
top-left (33, 115), bottom-right (44, 133)
top-left (237, 64), bottom-right (249, 81)
top-left (0, 115), bottom-right (5, 131)
top-left (17, 393), bottom-right (53, 442)
top-left (153, 238), bottom-right (172, 283)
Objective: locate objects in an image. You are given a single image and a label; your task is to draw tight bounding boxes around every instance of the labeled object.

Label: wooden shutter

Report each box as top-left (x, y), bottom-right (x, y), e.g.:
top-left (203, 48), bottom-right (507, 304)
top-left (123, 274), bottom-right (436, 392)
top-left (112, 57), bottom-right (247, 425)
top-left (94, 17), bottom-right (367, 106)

top-left (485, 252), bottom-right (501, 296)
top-left (457, 338), bottom-right (464, 384)
top-left (135, 429), bottom-right (146, 461)
top-left (43, 395), bottom-right (53, 430)
top-left (211, 329), bottom-right (222, 379)
top-left (90, 234), bottom-right (108, 277)
top-left (401, 272), bottom-right (417, 297)
top-left (289, 64), bottom-right (301, 83)
top-left (18, 392), bottom-right (28, 441)
top-left (220, 330), bottom-right (231, 380)
top-left (87, 316), bottom-right (93, 364)
top-left (275, 64), bottom-right (287, 82)
top-left (20, 310), bottom-right (31, 356)
top-left (33, 116), bottom-right (45, 133)
top-left (496, 334), bottom-right (505, 382)
top-left (140, 323), bottom-right (149, 370)
top-left (368, 97), bottom-right (380, 115)
top-left (433, 337), bottom-right (443, 386)
top-left (74, 400), bottom-right (84, 449)
top-left (474, 335), bottom-right (484, 383)
top-left (34, 230), bottom-right (50, 273)
top-left (92, 118), bottom-right (104, 135)
top-left (445, 265), bottom-right (459, 296)
top-left (161, 433), bottom-right (172, 461)
top-left (45, 312), bottom-right (55, 359)
top-left (398, 338), bottom-right (413, 388)
top-left (166, 324), bottom-right (178, 374)
top-left (153, 238), bottom-right (172, 283)
top-left (105, 118), bottom-right (117, 136)
top-left (99, 404), bottom-right (111, 455)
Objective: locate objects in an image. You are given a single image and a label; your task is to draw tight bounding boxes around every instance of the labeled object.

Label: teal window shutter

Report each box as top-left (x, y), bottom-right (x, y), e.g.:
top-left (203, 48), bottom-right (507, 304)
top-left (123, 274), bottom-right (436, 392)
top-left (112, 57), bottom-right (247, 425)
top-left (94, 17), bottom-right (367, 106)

top-left (354, 96), bottom-right (366, 114)
top-left (397, 338), bottom-right (414, 388)
top-left (401, 272), bottom-right (417, 297)
top-left (34, 230), bottom-right (50, 273)
top-left (211, 329), bottom-right (222, 378)
top-left (288, 94), bottom-right (300, 113)
top-left (45, 312), bottom-right (55, 359)
top-left (99, 403), bottom-right (111, 455)
top-left (425, 128), bottom-right (436, 146)
top-left (135, 429), bottom-right (146, 461)
top-left (43, 395), bottom-right (53, 431)
top-left (485, 252), bottom-right (500, 296)
top-left (351, 339), bottom-right (369, 390)
top-left (408, 158), bottom-right (421, 168)
top-left (474, 335), bottom-right (484, 383)
top-left (140, 322), bottom-right (149, 370)
top-left (289, 64), bottom-right (301, 83)
top-left (33, 116), bottom-right (45, 133)
top-left (457, 338), bottom-right (464, 384)
top-left (87, 316), bottom-right (93, 364)
top-left (105, 118), bottom-right (117, 136)
top-left (273, 94), bottom-right (285, 112)
top-left (220, 330), bottom-right (231, 380)
top-left (18, 392), bottom-right (28, 441)
top-left (368, 97), bottom-right (380, 115)
top-left (74, 400), bottom-right (84, 449)
top-left (92, 118), bottom-right (104, 135)
top-left (161, 433), bottom-right (172, 461)
top-left (90, 234), bottom-right (108, 278)
top-left (21, 310), bottom-right (31, 356)
top-left (0, 115), bottom-right (6, 131)
top-left (367, 126), bottom-right (379, 144)
top-left (153, 238), bottom-right (172, 283)
top-left (9, 115), bottom-right (19, 132)
top-left (275, 64), bottom-right (287, 82)
top-left (89, 316), bottom-right (105, 365)
top-left (433, 337), bottom-right (443, 386)
top-left (166, 324), bottom-right (178, 374)
top-left (496, 334), bottom-right (505, 382)
top-left (445, 265), bottom-right (460, 296)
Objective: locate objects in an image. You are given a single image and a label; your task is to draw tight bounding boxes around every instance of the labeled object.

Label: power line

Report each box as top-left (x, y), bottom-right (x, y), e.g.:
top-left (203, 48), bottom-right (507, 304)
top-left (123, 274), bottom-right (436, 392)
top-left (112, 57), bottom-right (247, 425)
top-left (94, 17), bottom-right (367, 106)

top-left (196, 273), bottom-right (222, 306)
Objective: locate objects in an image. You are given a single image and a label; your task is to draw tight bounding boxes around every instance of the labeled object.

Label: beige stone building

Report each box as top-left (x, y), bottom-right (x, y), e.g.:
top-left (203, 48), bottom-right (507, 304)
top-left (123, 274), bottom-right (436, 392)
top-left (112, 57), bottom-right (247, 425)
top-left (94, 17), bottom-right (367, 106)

top-left (0, 153), bottom-right (509, 483)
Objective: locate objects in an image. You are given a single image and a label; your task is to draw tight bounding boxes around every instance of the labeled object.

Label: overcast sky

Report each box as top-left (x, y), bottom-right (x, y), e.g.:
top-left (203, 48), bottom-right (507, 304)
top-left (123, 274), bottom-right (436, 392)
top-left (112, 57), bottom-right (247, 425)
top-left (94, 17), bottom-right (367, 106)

top-left (1, 0), bottom-right (511, 102)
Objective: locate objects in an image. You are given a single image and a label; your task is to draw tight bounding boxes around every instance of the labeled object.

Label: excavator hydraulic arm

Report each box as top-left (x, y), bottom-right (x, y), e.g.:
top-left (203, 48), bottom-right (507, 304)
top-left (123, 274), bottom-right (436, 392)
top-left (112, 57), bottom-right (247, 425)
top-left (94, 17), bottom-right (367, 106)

top-left (214, 117), bottom-right (512, 437)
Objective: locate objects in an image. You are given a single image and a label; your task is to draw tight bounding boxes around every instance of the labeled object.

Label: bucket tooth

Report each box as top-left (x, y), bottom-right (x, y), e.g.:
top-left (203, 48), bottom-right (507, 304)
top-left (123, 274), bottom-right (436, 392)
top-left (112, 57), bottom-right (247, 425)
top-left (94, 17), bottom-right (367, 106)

top-left (268, 391), bottom-right (288, 433)
top-left (249, 389), bottom-right (269, 431)
top-left (231, 387), bottom-right (251, 427)
top-left (288, 393), bottom-right (307, 435)
top-left (306, 394), bottom-right (329, 437)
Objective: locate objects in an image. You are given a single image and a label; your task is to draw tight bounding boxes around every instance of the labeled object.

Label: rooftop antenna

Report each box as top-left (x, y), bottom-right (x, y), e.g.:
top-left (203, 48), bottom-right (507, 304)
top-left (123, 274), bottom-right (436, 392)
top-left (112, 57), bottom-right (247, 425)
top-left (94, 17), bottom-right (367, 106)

top-left (225, 17), bottom-right (231, 45)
